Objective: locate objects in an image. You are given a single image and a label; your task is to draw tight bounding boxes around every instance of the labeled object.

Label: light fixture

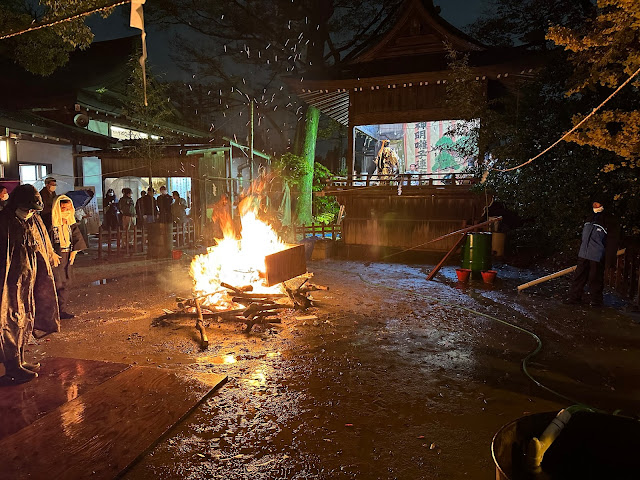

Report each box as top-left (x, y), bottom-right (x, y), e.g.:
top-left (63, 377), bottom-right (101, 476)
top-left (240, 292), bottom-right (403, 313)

top-left (0, 137), bottom-right (9, 163)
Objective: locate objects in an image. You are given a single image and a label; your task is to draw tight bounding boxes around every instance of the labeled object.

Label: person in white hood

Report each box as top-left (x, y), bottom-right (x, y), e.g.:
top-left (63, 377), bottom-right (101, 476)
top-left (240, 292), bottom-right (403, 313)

top-left (49, 195), bottom-right (87, 319)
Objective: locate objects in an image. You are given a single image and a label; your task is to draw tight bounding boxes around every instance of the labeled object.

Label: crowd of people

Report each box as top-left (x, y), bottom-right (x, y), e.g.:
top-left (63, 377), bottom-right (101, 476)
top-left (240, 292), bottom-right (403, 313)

top-left (102, 186), bottom-right (188, 231)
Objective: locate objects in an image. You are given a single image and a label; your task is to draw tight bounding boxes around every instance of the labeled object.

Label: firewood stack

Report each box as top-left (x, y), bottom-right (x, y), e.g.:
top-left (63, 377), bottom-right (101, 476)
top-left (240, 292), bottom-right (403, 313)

top-left (159, 277), bottom-right (328, 344)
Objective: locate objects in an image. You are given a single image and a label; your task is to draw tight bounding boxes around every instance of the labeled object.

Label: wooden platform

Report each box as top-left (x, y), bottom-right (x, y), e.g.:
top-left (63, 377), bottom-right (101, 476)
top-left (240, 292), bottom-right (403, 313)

top-left (0, 357), bottom-right (227, 480)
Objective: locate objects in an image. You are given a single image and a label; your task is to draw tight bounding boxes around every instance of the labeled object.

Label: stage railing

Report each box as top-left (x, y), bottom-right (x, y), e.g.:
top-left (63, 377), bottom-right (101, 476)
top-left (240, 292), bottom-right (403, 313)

top-left (326, 173), bottom-right (476, 188)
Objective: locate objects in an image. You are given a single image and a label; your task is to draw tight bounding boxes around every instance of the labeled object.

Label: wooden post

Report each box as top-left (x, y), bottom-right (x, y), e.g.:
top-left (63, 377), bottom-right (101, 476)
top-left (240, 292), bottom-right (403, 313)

top-left (133, 225), bottom-right (138, 253)
top-left (107, 228), bottom-right (112, 255)
top-left (116, 227), bottom-right (121, 255)
top-left (98, 226), bottom-right (103, 259)
top-left (426, 234), bottom-right (467, 281)
top-left (636, 252), bottom-right (640, 306)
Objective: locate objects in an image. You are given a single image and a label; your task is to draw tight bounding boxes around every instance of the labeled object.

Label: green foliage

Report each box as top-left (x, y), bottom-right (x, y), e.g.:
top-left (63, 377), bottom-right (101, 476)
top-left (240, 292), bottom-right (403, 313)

top-left (121, 54), bottom-right (173, 125)
top-left (272, 153), bottom-right (311, 187)
top-left (312, 162), bottom-right (339, 224)
top-left (0, 1), bottom-right (115, 76)
top-left (547, 0), bottom-right (640, 163)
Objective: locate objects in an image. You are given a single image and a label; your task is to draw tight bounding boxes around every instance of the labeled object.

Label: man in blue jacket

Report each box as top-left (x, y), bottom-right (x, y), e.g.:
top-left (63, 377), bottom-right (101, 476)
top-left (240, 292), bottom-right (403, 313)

top-left (565, 200), bottom-right (619, 306)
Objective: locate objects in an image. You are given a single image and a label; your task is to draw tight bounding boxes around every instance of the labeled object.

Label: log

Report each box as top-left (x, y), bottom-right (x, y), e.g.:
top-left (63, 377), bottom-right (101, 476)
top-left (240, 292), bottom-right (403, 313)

top-left (221, 282), bottom-right (253, 293)
top-left (231, 292), bottom-right (287, 299)
top-left (517, 266), bottom-right (577, 292)
top-left (194, 298), bottom-right (209, 349)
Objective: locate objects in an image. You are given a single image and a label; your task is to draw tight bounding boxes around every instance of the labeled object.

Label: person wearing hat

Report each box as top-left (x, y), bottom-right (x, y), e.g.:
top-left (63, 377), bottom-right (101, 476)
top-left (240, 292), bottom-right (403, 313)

top-left (565, 200), bottom-right (620, 307)
top-left (0, 184), bottom-right (60, 385)
top-left (49, 195), bottom-right (87, 319)
top-left (39, 176), bottom-right (57, 229)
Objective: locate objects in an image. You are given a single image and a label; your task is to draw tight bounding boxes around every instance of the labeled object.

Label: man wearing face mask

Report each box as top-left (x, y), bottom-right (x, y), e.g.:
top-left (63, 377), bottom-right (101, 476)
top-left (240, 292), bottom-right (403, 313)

top-left (0, 185), bottom-right (9, 211)
top-left (0, 184), bottom-right (60, 385)
top-left (49, 196), bottom-right (87, 319)
top-left (39, 176), bottom-right (57, 229)
top-left (565, 200), bottom-right (620, 307)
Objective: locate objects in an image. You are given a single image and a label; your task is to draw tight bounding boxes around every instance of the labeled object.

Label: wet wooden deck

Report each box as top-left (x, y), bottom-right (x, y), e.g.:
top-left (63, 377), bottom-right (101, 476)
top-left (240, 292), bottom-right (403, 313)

top-left (0, 357), bottom-right (227, 480)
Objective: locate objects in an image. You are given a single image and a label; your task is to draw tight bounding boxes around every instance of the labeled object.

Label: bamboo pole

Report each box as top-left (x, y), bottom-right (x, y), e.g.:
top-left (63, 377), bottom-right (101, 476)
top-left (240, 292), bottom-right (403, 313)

top-left (425, 216), bottom-right (502, 245)
top-left (517, 266), bottom-right (577, 291)
top-left (518, 249), bottom-right (626, 292)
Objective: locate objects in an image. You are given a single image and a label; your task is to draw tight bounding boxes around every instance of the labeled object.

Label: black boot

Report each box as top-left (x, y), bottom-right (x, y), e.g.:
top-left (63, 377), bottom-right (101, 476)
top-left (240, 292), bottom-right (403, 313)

top-left (20, 348), bottom-right (40, 372)
top-left (2, 357), bottom-right (37, 385)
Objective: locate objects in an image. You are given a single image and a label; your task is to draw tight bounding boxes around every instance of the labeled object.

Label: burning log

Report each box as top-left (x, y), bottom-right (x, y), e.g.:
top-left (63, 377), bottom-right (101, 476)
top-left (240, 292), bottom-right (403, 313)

top-left (220, 282), bottom-right (253, 294)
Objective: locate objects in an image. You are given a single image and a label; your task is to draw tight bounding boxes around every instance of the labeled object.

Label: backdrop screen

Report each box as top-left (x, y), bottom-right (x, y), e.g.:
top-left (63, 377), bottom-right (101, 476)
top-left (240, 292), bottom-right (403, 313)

top-left (355, 119), bottom-right (479, 175)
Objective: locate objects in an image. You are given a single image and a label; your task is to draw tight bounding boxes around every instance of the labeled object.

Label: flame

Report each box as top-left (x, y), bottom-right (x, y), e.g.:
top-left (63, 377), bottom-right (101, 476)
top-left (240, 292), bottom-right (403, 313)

top-left (190, 194), bottom-right (287, 309)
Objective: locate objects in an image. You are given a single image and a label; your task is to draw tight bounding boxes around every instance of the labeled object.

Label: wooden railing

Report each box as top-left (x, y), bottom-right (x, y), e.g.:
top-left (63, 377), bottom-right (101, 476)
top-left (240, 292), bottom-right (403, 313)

top-left (97, 223), bottom-right (196, 259)
top-left (325, 173), bottom-right (476, 189)
top-left (295, 223), bottom-right (342, 241)
top-left (606, 247), bottom-right (640, 306)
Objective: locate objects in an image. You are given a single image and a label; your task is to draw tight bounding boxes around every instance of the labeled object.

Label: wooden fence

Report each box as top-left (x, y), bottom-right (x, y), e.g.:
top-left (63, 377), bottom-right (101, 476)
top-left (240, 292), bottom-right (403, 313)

top-left (97, 223), bottom-right (196, 259)
top-left (295, 223), bottom-right (342, 241)
top-left (606, 247), bottom-right (640, 306)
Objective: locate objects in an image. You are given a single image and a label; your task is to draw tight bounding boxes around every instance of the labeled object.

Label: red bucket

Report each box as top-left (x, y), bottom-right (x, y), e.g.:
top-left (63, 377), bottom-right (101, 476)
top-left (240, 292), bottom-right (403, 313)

top-left (481, 270), bottom-right (497, 284)
top-left (456, 268), bottom-right (471, 282)
top-left (172, 249), bottom-right (183, 260)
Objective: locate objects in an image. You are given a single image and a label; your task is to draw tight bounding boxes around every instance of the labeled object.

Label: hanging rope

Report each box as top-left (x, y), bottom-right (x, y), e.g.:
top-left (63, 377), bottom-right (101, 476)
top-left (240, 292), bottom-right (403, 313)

top-left (0, 0), bottom-right (132, 41)
top-left (493, 64), bottom-right (640, 173)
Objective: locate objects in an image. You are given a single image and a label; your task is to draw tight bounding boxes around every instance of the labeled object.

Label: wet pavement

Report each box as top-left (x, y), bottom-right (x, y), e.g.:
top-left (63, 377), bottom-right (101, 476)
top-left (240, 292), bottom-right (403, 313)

top-left (32, 256), bottom-right (640, 479)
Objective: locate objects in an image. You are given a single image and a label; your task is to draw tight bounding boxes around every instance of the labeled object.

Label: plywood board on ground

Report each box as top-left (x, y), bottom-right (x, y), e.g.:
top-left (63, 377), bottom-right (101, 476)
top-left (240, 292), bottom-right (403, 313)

top-left (0, 357), bottom-right (128, 441)
top-left (0, 365), bottom-right (227, 480)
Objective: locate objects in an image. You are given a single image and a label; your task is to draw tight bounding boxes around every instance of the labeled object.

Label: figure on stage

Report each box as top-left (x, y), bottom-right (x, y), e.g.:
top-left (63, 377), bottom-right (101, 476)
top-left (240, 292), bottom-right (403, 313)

top-left (375, 140), bottom-right (399, 178)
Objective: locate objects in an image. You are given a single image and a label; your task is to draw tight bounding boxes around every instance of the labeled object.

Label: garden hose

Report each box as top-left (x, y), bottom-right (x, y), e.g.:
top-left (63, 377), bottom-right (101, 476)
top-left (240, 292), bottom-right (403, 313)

top-left (356, 273), bottom-right (605, 413)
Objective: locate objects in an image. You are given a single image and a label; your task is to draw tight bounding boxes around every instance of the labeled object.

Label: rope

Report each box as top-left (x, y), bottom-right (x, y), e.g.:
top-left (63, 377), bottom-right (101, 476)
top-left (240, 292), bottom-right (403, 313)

top-left (494, 65), bottom-right (640, 173)
top-left (0, 1), bottom-right (132, 41)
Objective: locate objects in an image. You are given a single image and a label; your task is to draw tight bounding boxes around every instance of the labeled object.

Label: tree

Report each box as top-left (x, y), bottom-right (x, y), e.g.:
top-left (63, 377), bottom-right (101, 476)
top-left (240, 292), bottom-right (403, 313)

top-left (441, 1), bottom-right (640, 252)
top-left (0, 0), bottom-right (115, 76)
top-left (547, 0), bottom-right (640, 163)
top-left (150, 0), bottom-right (401, 222)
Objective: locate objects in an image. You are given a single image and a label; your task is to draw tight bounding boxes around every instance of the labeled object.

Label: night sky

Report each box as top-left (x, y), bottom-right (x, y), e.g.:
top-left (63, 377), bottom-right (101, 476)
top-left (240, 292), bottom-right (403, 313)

top-left (87, 0), bottom-right (485, 82)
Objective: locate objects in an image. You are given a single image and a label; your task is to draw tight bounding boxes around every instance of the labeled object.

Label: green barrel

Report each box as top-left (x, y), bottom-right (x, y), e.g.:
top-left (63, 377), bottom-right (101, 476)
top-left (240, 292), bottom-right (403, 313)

top-left (461, 232), bottom-right (492, 273)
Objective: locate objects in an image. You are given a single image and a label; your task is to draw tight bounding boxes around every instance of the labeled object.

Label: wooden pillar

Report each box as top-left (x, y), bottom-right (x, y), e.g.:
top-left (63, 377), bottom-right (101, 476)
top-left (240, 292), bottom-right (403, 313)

top-left (249, 100), bottom-right (254, 184)
top-left (348, 125), bottom-right (355, 179)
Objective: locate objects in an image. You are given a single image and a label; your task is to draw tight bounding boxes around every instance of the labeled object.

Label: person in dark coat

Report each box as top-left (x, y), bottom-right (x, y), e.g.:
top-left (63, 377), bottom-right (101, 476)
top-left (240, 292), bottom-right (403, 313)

top-left (39, 176), bottom-right (57, 228)
top-left (50, 195), bottom-right (87, 319)
top-left (156, 185), bottom-right (173, 223)
top-left (118, 188), bottom-right (136, 231)
top-left (102, 189), bottom-right (120, 230)
top-left (171, 191), bottom-right (187, 224)
top-left (565, 200), bottom-right (620, 306)
top-left (135, 190), bottom-right (147, 224)
top-left (140, 187), bottom-right (157, 223)
top-left (1, 184), bottom-right (60, 385)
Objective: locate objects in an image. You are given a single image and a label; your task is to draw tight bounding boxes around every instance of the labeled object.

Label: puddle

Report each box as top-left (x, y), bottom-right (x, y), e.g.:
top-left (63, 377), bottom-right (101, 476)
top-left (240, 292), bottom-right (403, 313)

top-left (90, 278), bottom-right (117, 286)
